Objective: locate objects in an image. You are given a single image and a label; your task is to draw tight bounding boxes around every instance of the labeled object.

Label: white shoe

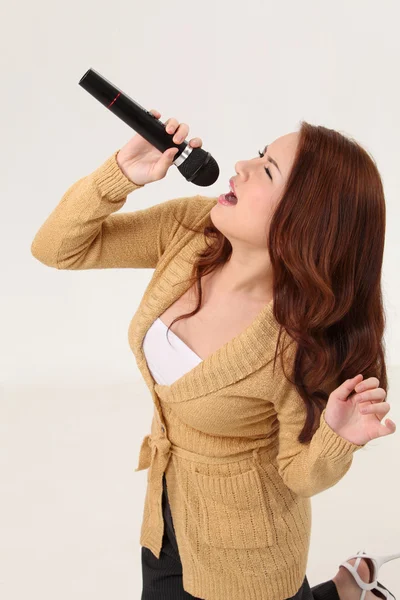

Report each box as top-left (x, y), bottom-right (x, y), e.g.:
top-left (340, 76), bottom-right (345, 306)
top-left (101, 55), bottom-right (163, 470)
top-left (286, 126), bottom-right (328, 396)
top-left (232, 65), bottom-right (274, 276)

top-left (339, 549), bottom-right (400, 600)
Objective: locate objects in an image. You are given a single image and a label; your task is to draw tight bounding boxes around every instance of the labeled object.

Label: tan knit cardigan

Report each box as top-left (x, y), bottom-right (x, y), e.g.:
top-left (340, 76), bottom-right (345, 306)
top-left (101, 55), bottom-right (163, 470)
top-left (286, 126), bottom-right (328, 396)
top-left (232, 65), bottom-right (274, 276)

top-left (31, 150), bottom-right (366, 600)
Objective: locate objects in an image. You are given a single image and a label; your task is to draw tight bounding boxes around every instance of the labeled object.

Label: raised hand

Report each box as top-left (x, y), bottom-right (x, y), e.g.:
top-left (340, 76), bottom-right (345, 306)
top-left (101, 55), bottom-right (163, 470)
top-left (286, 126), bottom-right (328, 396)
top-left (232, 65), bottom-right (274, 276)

top-left (324, 374), bottom-right (396, 446)
top-left (116, 109), bottom-right (203, 186)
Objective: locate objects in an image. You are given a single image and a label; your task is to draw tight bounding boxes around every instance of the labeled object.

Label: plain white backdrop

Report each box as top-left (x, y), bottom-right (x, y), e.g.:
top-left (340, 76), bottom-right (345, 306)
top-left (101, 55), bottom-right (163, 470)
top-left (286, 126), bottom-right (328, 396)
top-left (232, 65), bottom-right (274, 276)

top-left (1, 0), bottom-right (399, 598)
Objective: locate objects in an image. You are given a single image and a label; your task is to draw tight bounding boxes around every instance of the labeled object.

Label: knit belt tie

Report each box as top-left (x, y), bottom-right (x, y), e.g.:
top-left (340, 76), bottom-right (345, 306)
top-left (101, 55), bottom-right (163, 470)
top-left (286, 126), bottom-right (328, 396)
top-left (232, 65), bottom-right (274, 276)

top-left (134, 433), bottom-right (173, 539)
top-left (135, 432), bottom-right (276, 474)
top-left (135, 433), bottom-right (172, 473)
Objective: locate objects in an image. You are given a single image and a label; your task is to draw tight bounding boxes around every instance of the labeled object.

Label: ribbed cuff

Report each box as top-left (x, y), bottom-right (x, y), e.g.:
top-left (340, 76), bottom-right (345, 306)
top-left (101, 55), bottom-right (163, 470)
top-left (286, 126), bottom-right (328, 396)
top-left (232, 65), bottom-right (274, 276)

top-left (318, 407), bottom-right (366, 460)
top-left (92, 149), bottom-right (144, 201)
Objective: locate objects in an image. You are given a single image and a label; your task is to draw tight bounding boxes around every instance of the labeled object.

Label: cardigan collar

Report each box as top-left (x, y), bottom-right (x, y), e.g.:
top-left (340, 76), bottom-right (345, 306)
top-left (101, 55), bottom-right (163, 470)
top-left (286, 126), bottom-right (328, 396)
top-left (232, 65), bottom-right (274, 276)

top-left (131, 223), bottom-right (285, 404)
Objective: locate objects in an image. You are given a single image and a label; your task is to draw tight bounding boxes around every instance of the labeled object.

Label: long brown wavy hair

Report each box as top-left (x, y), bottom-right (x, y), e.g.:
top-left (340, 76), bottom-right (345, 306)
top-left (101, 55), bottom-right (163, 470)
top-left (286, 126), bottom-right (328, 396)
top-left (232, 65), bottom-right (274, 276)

top-left (165, 121), bottom-right (388, 444)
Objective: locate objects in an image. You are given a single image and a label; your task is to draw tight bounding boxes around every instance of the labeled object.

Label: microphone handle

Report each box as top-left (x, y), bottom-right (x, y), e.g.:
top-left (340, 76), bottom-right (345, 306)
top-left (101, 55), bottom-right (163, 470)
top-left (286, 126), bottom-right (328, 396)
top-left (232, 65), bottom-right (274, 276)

top-left (78, 68), bottom-right (188, 158)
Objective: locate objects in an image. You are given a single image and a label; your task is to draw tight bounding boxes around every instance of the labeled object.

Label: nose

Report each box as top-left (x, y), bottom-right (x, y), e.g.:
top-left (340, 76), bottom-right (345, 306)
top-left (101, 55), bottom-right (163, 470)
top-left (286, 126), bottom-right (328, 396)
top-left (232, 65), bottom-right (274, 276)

top-left (234, 157), bottom-right (258, 178)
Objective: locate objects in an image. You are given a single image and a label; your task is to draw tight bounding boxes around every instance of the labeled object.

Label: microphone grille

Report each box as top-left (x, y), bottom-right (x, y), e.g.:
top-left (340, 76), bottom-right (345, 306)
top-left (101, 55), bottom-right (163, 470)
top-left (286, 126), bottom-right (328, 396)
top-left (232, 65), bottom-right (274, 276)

top-left (176, 147), bottom-right (219, 186)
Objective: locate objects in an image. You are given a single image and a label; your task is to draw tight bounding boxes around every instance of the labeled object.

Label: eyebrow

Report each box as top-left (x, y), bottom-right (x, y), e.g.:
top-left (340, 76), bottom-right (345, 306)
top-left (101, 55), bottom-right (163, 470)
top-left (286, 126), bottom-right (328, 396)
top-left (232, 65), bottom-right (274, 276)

top-left (263, 145), bottom-right (281, 175)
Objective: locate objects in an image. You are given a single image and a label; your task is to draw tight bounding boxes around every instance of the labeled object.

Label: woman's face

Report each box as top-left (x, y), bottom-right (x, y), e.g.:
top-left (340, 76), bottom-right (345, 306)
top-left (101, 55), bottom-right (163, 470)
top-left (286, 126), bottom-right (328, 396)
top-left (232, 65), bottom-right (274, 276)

top-left (211, 132), bottom-right (299, 249)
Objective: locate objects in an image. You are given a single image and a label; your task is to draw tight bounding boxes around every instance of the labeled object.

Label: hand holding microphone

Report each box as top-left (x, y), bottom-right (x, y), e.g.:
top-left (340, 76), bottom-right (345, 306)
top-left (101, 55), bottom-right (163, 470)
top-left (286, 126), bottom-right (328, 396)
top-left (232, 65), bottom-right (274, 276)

top-left (78, 68), bottom-right (219, 186)
top-left (116, 109), bottom-right (204, 186)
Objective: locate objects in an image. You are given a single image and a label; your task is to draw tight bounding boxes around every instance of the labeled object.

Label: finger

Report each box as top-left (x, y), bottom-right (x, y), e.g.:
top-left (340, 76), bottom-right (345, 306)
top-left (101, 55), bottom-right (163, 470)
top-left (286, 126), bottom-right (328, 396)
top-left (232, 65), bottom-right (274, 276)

top-left (164, 117), bottom-right (179, 134)
top-left (172, 123), bottom-right (189, 144)
top-left (358, 401), bottom-right (390, 416)
top-left (354, 388), bottom-right (387, 404)
top-left (377, 419), bottom-right (396, 437)
top-left (189, 137), bottom-right (202, 147)
top-left (334, 375), bottom-right (364, 401)
top-left (149, 109), bottom-right (161, 118)
top-left (354, 377), bottom-right (380, 393)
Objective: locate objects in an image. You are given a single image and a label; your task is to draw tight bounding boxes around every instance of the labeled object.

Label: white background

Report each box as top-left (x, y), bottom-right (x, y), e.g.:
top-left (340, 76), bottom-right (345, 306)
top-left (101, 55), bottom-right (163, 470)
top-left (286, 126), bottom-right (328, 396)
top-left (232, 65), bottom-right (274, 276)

top-left (1, 0), bottom-right (399, 597)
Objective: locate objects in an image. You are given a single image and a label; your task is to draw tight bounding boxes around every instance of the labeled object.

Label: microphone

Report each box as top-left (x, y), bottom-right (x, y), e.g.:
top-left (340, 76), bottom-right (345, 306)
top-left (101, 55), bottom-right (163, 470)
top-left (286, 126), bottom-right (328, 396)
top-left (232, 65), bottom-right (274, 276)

top-left (78, 68), bottom-right (220, 187)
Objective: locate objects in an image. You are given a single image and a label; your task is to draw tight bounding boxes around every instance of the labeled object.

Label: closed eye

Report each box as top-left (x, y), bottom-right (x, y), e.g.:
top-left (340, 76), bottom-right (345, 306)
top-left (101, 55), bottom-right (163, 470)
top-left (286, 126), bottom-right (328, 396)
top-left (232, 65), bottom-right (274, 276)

top-left (258, 149), bottom-right (273, 180)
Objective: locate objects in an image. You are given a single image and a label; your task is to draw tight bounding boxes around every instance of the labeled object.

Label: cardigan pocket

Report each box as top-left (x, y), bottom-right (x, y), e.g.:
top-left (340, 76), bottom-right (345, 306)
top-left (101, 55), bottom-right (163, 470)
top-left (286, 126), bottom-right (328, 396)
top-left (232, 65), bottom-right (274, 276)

top-left (191, 462), bottom-right (275, 549)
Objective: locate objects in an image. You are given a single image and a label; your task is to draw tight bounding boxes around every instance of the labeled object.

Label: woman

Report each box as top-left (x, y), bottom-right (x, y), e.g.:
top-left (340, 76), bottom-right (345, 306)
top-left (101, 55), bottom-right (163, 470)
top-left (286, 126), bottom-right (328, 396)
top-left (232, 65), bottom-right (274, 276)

top-left (31, 111), bottom-right (398, 600)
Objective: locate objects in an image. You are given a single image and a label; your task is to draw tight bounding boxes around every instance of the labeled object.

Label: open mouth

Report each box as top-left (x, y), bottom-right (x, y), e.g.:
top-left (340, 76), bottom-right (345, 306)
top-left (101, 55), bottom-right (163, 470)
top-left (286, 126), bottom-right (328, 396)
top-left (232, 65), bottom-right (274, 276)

top-left (224, 192), bottom-right (238, 204)
top-left (218, 192), bottom-right (238, 205)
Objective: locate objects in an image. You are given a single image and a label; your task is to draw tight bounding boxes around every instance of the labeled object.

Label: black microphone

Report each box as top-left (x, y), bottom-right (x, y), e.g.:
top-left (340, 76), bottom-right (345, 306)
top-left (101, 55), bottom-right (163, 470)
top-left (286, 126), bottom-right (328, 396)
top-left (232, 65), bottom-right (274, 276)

top-left (78, 68), bottom-right (219, 187)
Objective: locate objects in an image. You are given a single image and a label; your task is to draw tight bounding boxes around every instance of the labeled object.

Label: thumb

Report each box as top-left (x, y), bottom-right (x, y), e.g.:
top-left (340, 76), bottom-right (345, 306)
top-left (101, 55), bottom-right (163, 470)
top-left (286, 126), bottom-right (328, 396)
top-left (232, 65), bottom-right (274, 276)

top-left (167, 147), bottom-right (179, 161)
top-left (162, 147), bottom-right (179, 165)
top-left (154, 148), bottom-right (179, 178)
top-left (333, 374), bottom-right (364, 402)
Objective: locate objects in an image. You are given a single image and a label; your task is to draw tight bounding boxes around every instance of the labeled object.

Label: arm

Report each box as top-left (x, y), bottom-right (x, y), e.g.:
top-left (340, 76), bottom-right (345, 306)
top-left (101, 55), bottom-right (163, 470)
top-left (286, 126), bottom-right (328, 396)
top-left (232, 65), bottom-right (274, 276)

top-left (31, 150), bottom-right (215, 270)
top-left (272, 345), bottom-right (366, 498)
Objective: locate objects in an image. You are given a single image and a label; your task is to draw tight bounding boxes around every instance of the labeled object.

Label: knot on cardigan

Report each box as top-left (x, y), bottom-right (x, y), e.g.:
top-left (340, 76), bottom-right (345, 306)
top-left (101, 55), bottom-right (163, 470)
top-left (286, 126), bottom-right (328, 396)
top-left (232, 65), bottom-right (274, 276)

top-left (134, 433), bottom-right (172, 472)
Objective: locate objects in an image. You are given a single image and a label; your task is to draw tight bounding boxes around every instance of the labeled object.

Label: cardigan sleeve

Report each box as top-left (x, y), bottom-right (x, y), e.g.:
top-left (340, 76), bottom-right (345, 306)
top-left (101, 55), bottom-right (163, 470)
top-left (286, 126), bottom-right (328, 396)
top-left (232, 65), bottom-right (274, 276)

top-left (31, 149), bottom-right (215, 270)
top-left (272, 348), bottom-right (367, 498)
